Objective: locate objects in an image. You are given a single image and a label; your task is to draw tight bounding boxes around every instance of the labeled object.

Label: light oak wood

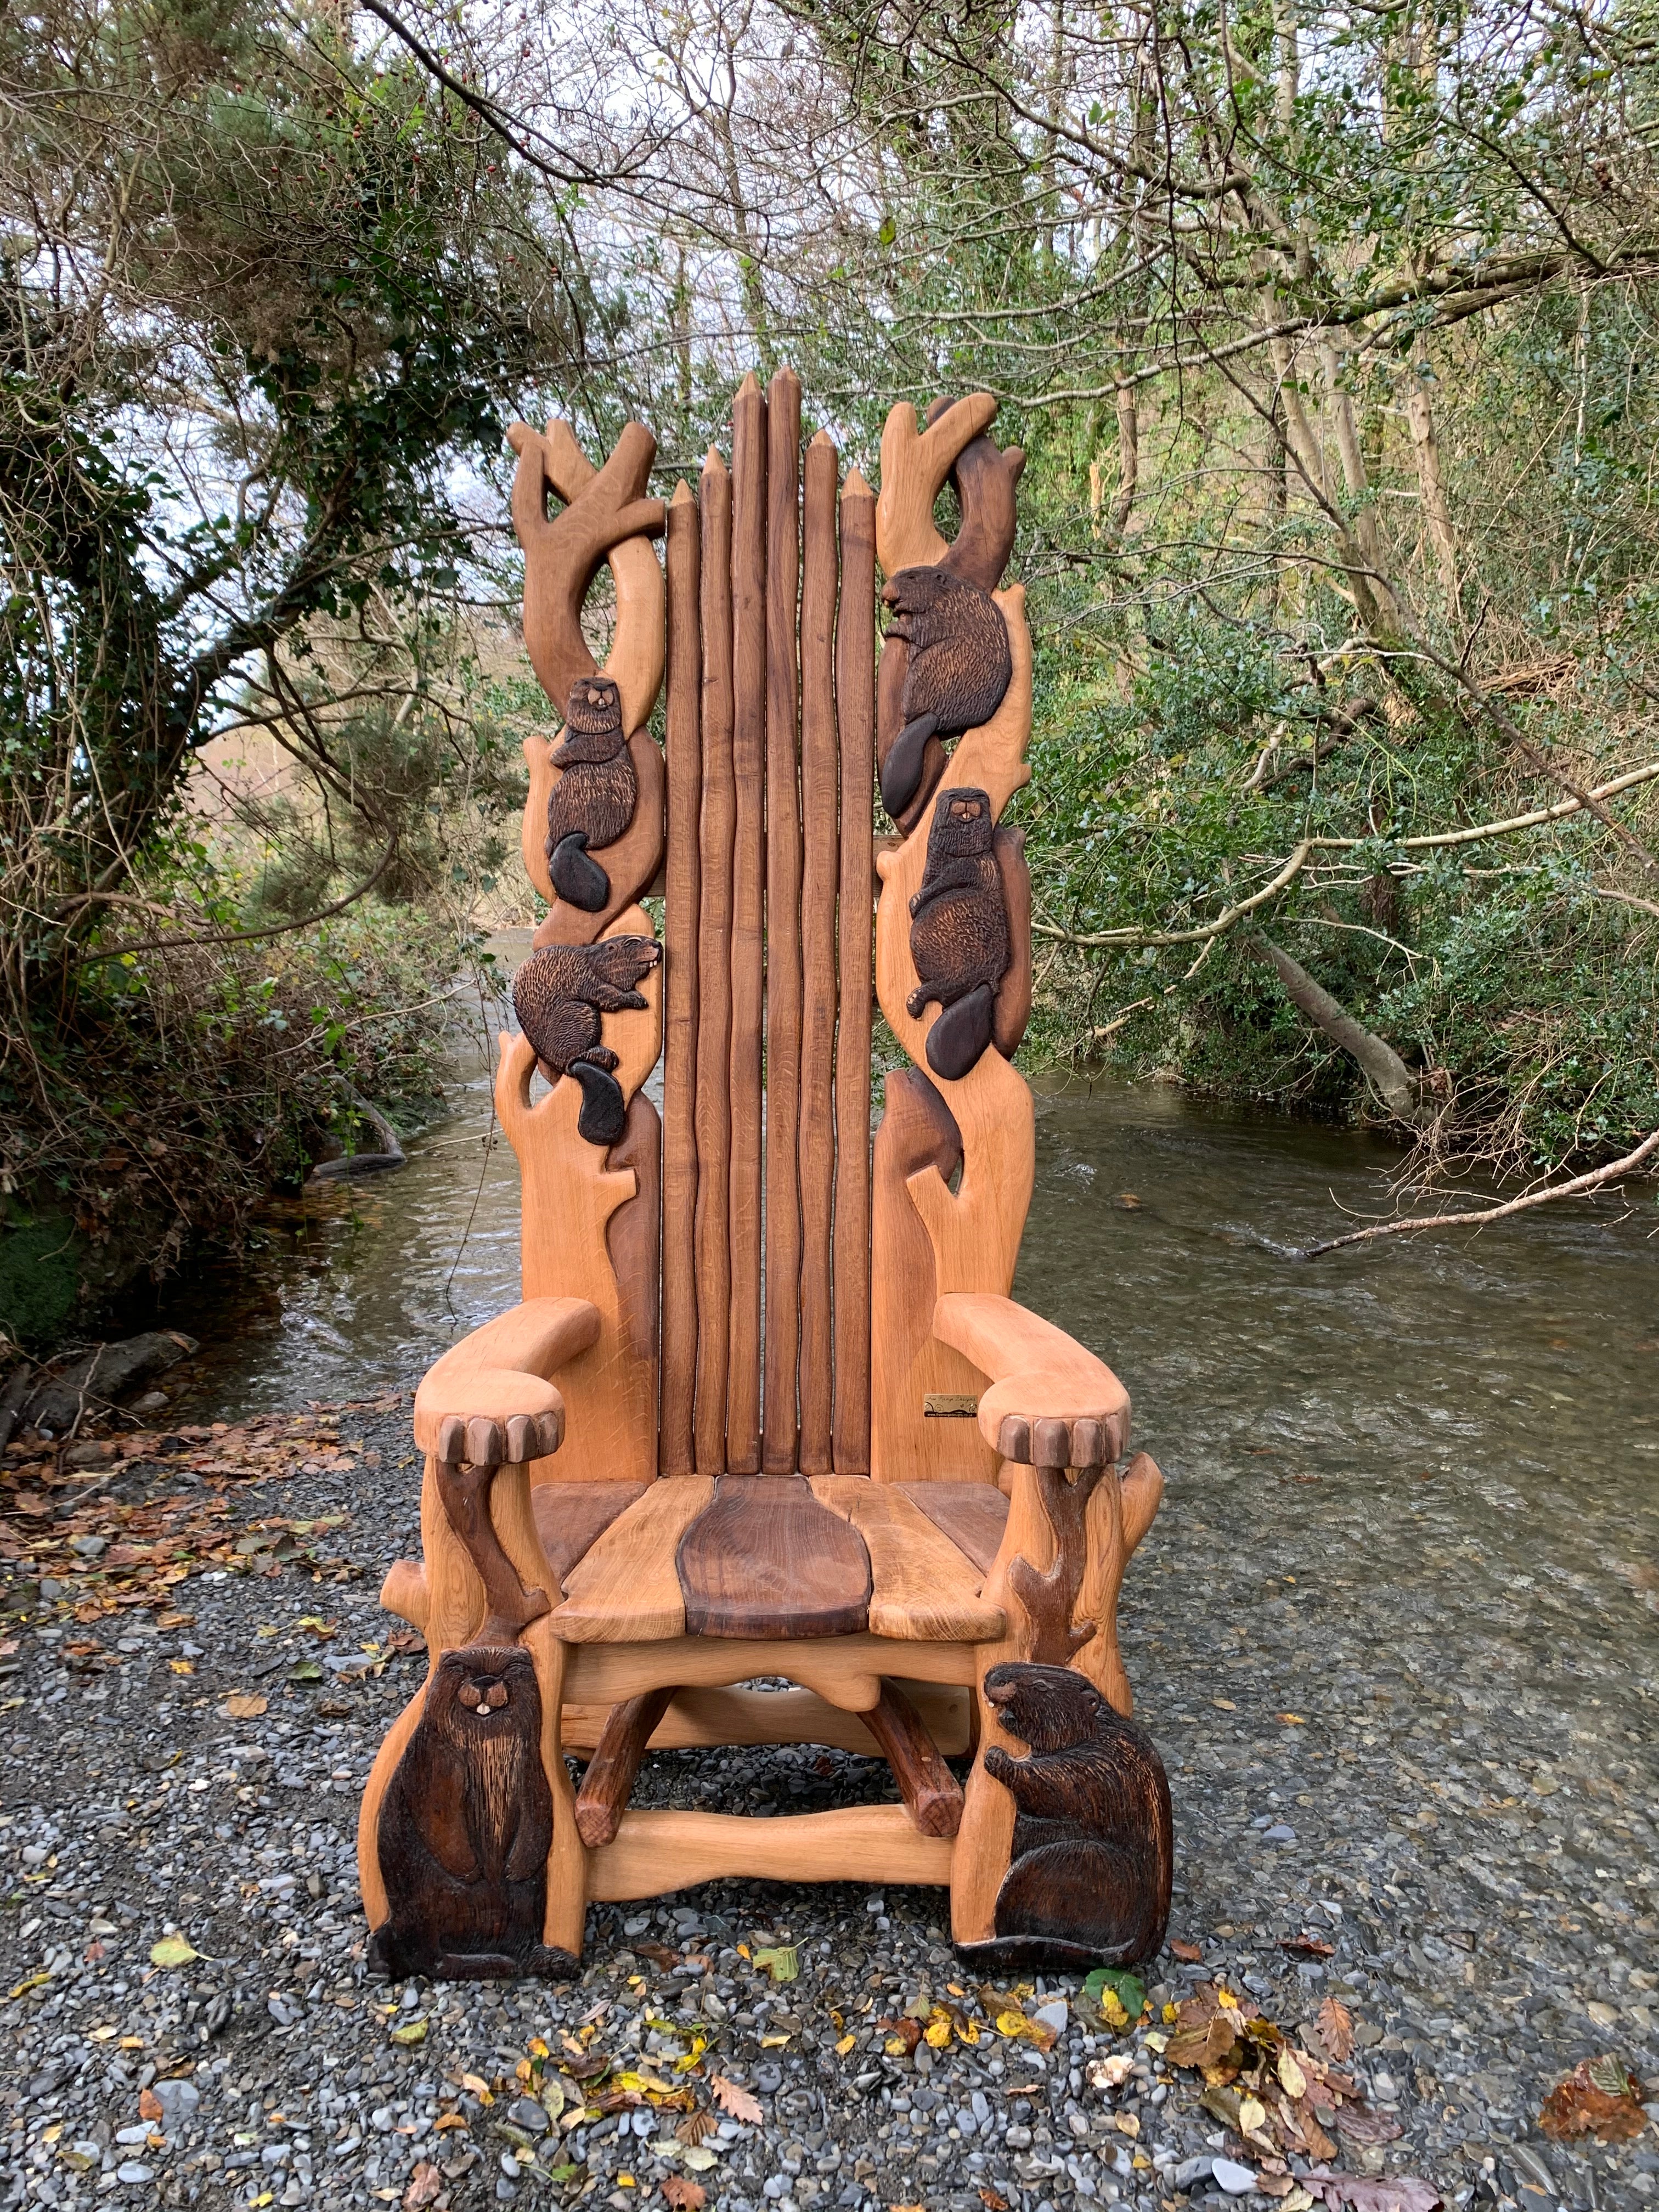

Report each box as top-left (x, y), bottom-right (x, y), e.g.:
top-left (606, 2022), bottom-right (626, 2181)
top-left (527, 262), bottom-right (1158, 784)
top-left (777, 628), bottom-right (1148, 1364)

top-left (586, 1805), bottom-right (953, 1900)
top-left (412, 1296), bottom-right (599, 1454)
top-left (932, 1291), bottom-right (1131, 1466)
top-left (558, 1681), bottom-right (972, 1757)
top-left (798, 430), bottom-right (840, 1474)
top-left (563, 1632), bottom-right (978, 1710)
top-left (763, 368), bottom-right (804, 1472)
top-left (811, 1475), bottom-right (1005, 1641)
top-left (693, 449), bottom-right (735, 1474)
top-left (523, 1615), bottom-right (588, 1955)
top-left (728, 372), bottom-right (767, 1474)
top-left (833, 466), bottom-right (876, 1473)
top-left (1071, 1450), bottom-right (1164, 1714)
top-left (992, 826), bottom-right (1033, 1058)
top-left (874, 394), bottom-right (998, 577)
top-left (608, 1093), bottom-right (660, 1384)
top-left (531, 725), bottom-right (667, 949)
top-left (661, 479), bottom-right (702, 1475)
top-left (553, 1477), bottom-right (715, 1641)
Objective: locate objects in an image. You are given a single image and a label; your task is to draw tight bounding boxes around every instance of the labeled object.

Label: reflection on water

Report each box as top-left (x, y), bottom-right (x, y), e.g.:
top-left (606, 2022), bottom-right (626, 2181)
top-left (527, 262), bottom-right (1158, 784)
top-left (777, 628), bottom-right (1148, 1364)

top-left (161, 983), bottom-right (1659, 1602)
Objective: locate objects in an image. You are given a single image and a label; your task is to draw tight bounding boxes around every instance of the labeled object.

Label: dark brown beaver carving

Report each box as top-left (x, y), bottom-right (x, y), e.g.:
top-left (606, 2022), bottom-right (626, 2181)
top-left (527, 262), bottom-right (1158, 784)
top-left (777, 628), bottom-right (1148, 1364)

top-left (513, 936), bottom-right (661, 1146)
top-left (880, 568), bottom-right (1012, 820)
top-left (964, 1660), bottom-right (1172, 1970)
top-left (370, 1644), bottom-right (577, 1983)
top-left (548, 674), bottom-right (637, 911)
top-left (907, 788), bottom-right (1011, 1081)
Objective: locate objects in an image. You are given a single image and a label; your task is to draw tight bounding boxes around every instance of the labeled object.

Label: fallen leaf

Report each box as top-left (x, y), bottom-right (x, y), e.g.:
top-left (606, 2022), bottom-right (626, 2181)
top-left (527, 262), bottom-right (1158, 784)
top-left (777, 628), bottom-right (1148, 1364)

top-left (224, 1693), bottom-right (268, 1719)
top-left (168, 1658), bottom-right (194, 1675)
top-left (1539, 2053), bottom-right (1646, 2143)
top-left (675, 2111), bottom-right (717, 2147)
top-left (431, 2114), bottom-right (467, 2133)
top-left (403, 2162), bottom-right (442, 2209)
top-left (1334, 2108), bottom-right (1402, 2146)
top-left (459, 2073), bottom-right (492, 2100)
top-left (752, 1945), bottom-right (797, 1984)
top-left (1113, 2112), bottom-right (1140, 2137)
top-left (1212, 1696), bottom-right (1237, 1711)
top-left (1238, 2095), bottom-right (1269, 2137)
top-left (635, 1941), bottom-right (684, 1971)
top-left (1301, 2171), bottom-right (1441, 2211)
top-left (662, 2180), bottom-right (706, 2211)
top-left (978, 2192), bottom-right (1010, 2212)
top-left (1277, 2048), bottom-right (1308, 2100)
top-left (149, 1936), bottom-right (198, 1968)
top-left (390, 2018), bottom-right (428, 2046)
top-left (834, 2034), bottom-right (856, 2057)
top-left (710, 2075), bottom-right (762, 2125)
top-left (680, 2146), bottom-right (718, 2172)
top-left (138, 2090), bottom-right (163, 2121)
top-left (1277, 1712), bottom-right (1307, 1725)
top-left (1280, 1933), bottom-right (1335, 1960)
top-left (1170, 1939), bottom-right (1203, 1964)
top-left (923, 2018), bottom-right (952, 2049)
top-left (1084, 1965), bottom-right (1146, 2025)
top-left (1316, 1997), bottom-right (1354, 2063)
top-left (1087, 2054), bottom-right (1134, 2091)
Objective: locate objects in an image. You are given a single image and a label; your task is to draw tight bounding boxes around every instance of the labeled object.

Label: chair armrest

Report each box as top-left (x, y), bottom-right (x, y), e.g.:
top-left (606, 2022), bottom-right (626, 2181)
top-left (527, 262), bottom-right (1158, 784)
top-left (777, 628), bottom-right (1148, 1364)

top-left (932, 1291), bottom-right (1130, 1468)
top-left (413, 1296), bottom-right (602, 1462)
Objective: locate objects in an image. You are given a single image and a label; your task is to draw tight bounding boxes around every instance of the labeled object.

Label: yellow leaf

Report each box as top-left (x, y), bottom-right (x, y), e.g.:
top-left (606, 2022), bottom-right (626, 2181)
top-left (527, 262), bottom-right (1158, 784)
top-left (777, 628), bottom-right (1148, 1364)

top-left (759, 2034), bottom-right (791, 2048)
top-left (528, 2038), bottom-right (550, 2059)
top-left (923, 2021), bottom-right (952, 2049)
top-left (516, 2060), bottom-right (533, 2083)
top-left (1216, 1988), bottom-right (1239, 2010)
top-left (149, 1936), bottom-right (197, 1968)
top-left (1162, 2004), bottom-right (1179, 2024)
top-left (168, 1658), bottom-right (194, 1675)
top-left (119, 2037), bottom-right (143, 2050)
top-left (836, 2035), bottom-right (856, 2057)
top-left (10, 1973), bottom-right (51, 1999)
top-left (1100, 1989), bottom-right (1130, 2030)
top-left (1238, 2096), bottom-right (1268, 2135)
top-left (390, 2019), bottom-right (428, 2046)
top-left (996, 2011), bottom-right (1030, 2039)
top-left (1277, 2048), bottom-right (1308, 2100)
top-left (1114, 2113), bottom-right (1140, 2138)
top-left (87, 2024), bottom-right (119, 2041)
top-left (1212, 1697), bottom-right (1237, 1711)
top-left (953, 2019), bottom-right (981, 2046)
top-left (884, 2036), bottom-right (910, 2057)
top-left (617, 2176), bottom-right (635, 2188)
top-left (1277, 1712), bottom-right (1306, 1725)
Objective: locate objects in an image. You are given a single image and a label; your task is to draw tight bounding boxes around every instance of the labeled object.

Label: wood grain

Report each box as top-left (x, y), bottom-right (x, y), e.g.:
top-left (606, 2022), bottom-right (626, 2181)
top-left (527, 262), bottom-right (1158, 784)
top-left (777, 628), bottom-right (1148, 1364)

top-left (607, 1093), bottom-right (660, 1395)
top-left (661, 479), bottom-right (702, 1474)
top-left (874, 395), bottom-right (998, 578)
top-left (931, 1291), bottom-right (1131, 1466)
top-left (554, 1476), bottom-right (715, 1643)
top-left (558, 1681), bottom-right (972, 1757)
top-left (992, 826), bottom-right (1032, 1058)
top-left (763, 368), bottom-right (804, 1474)
top-left (522, 1618), bottom-right (586, 1956)
top-left (798, 430), bottom-right (841, 1474)
top-left (727, 371), bottom-right (767, 1475)
top-left (413, 1297), bottom-right (600, 1455)
top-left (901, 1481), bottom-right (1010, 1575)
top-left (810, 1475), bottom-right (1005, 1642)
top-left (532, 724), bottom-right (666, 949)
top-left (860, 1679), bottom-right (965, 1837)
top-left (529, 1481), bottom-right (648, 1590)
top-left (676, 1475), bottom-right (871, 1639)
top-left (693, 448), bottom-right (735, 1475)
top-left (868, 1067), bottom-right (997, 1486)
top-left (586, 1805), bottom-right (953, 1901)
top-left (564, 1632), bottom-right (977, 1712)
top-left (832, 466), bottom-right (876, 1474)
top-left (573, 1686), bottom-right (676, 1847)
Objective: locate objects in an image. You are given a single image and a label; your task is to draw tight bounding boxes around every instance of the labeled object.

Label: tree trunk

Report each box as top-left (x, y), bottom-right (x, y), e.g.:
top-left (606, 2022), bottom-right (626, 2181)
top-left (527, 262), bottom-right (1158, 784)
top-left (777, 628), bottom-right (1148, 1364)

top-left (1406, 379), bottom-right (1459, 621)
top-left (1251, 935), bottom-right (1425, 1124)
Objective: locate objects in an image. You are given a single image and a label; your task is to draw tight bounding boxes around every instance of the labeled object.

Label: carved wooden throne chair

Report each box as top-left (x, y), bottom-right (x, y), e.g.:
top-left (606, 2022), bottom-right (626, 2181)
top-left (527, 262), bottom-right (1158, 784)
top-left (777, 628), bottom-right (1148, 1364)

top-left (358, 374), bottom-right (1172, 1983)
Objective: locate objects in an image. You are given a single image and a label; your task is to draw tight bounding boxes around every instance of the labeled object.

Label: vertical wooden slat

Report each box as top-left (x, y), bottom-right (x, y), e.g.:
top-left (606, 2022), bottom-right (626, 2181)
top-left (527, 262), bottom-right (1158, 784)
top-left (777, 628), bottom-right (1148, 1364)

top-left (762, 369), bottom-right (804, 1474)
top-left (797, 430), bottom-right (840, 1475)
top-left (727, 371), bottom-right (767, 1475)
top-left (832, 466), bottom-right (876, 1474)
top-left (660, 480), bottom-right (701, 1476)
top-left (693, 448), bottom-right (735, 1476)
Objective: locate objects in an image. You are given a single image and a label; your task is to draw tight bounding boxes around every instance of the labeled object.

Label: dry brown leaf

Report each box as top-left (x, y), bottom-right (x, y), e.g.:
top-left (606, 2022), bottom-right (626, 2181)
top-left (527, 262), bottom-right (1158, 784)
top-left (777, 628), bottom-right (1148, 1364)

top-left (224, 1692), bottom-right (267, 1719)
top-left (1539, 2055), bottom-right (1646, 2143)
top-left (661, 2180), bottom-right (706, 2210)
top-left (402, 2162), bottom-right (442, 2209)
top-left (710, 2074), bottom-right (763, 2125)
top-left (1280, 1932), bottom-right (1335, 1960)
top-left (675, 2111), bottom-right (718, 2147)
top-left (1316, 1996), bottom-right (1353, 2062)
top-left (1170, 1939), bottom-right (1204, 1963)
top-left (138, 2089), bottom-right (162, 2121)
top-left (978, 2190), bottom-right (1011, 2211)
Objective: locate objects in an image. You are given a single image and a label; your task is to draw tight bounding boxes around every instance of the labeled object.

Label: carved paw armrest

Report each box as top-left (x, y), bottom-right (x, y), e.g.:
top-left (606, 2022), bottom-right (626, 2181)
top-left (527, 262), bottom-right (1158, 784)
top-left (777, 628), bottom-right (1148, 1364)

top-left (931, 1291), bottom-right (1131, 1469)
top-left (413, 1296), bottom-right (602, 1465)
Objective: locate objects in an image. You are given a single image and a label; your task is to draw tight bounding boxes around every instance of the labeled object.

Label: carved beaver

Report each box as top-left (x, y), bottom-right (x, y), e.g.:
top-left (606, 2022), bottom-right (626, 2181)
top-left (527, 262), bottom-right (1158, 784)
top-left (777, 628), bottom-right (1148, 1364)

top-left (548, 674), bottom-right (637, 911)
top-left (974, 1660), bottom-right (1172, 1968)
top-left (907, 788), bottom-right (1011, 1081)
top-left (370, 1644), bottom-right (577, 1983)
top-left (513, 935), bottom-right (661, 1146)
top-left (880, 567), bottom-right (1012, 820)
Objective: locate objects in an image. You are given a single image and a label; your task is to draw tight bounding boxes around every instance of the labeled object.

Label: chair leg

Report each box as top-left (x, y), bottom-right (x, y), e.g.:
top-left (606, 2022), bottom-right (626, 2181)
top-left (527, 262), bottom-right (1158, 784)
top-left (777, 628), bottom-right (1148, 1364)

top-left (574, 1686), bottom-right (677, 1846)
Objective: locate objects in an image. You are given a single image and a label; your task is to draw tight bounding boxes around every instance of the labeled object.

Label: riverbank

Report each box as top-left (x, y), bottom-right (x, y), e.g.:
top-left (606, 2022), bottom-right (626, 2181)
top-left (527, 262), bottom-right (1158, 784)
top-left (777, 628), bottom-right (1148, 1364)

top-left (1, 1370), bottom-right (1654, 2212)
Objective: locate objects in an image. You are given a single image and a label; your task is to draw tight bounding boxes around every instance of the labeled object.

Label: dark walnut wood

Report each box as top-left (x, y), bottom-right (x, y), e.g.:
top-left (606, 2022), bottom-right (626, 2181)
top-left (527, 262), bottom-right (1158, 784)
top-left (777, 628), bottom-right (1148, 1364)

top-left (879, 568), bottom-right (1012, 821)
top-left (530, 1480), bottom-right (649, 1592)
top-left (512, 935), bottom-right (661, 1147)
top-left (908, 788), bottom-right (1012, 1081)
top-left (1008, 1462), bottom-right (1108, 1666)
top-left (548, 674), bottom-right (640, 911)
top-left (902, 1482), bottom-right (1009, 1575)
top-left (861, 1680), bottom-right (964, 1838)
top-left (574, 1685), bottom-right (676, 1847)
top-left (959, 1660), bottom-right (1172, 1970)
top-left (434, 1451), bottom-right (552, 1645)
top-left (370, 1644), bottom-right (577, 1982)
top-left (675, 1476), bottom-right (872, 1638)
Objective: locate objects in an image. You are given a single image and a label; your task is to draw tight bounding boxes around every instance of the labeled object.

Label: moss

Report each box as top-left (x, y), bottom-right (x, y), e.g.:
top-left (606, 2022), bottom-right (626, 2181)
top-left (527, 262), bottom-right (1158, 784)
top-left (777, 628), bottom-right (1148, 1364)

top-left (0, 1210), bottom-right (85, 1350)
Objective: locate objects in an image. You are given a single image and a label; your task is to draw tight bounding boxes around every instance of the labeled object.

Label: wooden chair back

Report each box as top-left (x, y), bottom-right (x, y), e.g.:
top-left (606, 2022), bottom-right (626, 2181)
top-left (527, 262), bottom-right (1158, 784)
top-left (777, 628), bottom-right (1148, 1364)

top-left (504, 375), bottom-right (1032, 1486)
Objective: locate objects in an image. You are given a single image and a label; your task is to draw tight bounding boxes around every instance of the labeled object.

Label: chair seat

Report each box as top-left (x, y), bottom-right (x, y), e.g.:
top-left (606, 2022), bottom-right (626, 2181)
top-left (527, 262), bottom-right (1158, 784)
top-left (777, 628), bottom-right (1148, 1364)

top-left (545, 1474), bottom-right (1008, 1645)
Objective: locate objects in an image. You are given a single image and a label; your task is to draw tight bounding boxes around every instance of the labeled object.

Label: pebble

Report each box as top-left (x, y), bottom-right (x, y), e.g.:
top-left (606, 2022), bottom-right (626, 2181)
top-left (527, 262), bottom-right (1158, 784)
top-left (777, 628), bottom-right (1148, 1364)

top-left (1211, 2155), bottom-right (1257, 2192)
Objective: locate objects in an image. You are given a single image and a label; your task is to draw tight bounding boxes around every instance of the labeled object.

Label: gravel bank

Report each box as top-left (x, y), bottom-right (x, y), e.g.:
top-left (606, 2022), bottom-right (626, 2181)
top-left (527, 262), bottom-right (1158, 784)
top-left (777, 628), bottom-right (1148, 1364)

top-left (2, 1399), bottom-right (1655, 2212)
